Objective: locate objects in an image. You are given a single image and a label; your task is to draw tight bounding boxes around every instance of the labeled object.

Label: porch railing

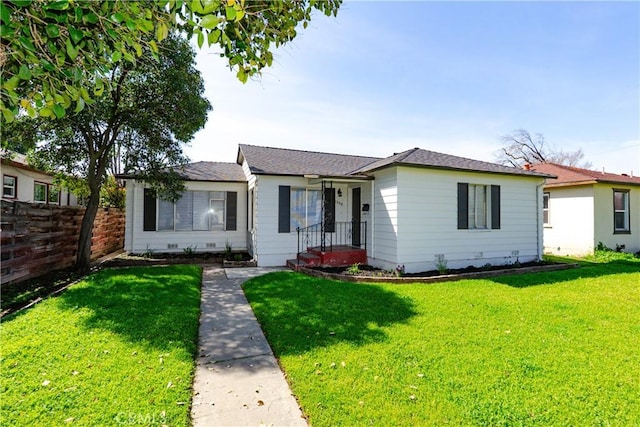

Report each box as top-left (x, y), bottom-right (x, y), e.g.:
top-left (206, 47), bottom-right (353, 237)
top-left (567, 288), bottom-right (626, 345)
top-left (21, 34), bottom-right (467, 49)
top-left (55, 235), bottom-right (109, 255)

top-left (297, 221), bottom-right (367, 255)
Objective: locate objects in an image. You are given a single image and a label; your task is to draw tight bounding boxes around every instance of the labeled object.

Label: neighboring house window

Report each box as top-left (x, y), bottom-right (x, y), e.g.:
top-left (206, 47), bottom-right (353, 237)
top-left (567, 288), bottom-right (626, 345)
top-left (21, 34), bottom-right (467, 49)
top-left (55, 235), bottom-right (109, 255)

top-left (34, 182), bottom-right (47, 203)
top-left (3, 175), bottom-right (16, 198)
top-left (48, 186), bottom-right (60, 205)
top-left (144, 189), bottom-right (237, 232)
top-left (457, 183), bottom-right (500, 230)
top-left (613, 189), bottom-right (630, 233)
top-left (543, 192), bottom-right (550, 225)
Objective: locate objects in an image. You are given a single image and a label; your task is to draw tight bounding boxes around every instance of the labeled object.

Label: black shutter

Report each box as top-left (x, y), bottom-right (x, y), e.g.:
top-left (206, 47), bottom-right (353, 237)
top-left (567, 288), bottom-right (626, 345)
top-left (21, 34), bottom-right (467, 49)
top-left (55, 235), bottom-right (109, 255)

top-left (278, 186), bottom-right (290, 233)
top-left (143, 188), bottom-right (156, 231)
top-left (226, 191), bottom-right (237, 231)
top-left (491, 185), bottom-right (501, 229)
top-left (324, 187), bottom-right (336, 233)
top-left (457, 183), bottom-right (468, 229)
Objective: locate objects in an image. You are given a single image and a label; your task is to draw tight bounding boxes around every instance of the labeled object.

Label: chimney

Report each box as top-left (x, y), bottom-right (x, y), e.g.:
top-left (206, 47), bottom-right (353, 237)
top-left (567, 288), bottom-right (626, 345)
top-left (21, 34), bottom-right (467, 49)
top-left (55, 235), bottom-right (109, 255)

top-left (523, 163), bottom-right (531, 171)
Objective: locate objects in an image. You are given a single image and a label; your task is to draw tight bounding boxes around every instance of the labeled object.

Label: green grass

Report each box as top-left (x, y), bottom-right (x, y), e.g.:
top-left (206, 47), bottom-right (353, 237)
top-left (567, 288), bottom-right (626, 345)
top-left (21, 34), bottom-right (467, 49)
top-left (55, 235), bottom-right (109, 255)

top-left (0, 265), bottom-right (202, 426)
top-left (243, 258), bottom-right (640, 426)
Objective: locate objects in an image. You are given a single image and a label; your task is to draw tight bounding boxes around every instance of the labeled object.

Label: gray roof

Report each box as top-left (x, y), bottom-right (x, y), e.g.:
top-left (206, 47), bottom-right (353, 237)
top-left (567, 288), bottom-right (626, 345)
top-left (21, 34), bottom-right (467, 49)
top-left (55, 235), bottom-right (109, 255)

top-left (354, 147), bottom-right (553, 178)
top-left (238, 144), bottom-right (380, 177)
top-left (177, 162), bottom-right (246, 182)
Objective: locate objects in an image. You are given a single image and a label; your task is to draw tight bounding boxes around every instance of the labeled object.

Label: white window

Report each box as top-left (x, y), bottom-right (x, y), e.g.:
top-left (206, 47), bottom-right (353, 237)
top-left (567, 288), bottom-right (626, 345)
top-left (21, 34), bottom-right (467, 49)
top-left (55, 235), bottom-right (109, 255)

top-left (48, 186), bottom-right (60, 205)
top-left (157, 191), bottom-right (227, 231)
top-left (543, 192), bottom-right (550, 225)
top-left (158, 198), bottom-right (174, 231)
top-left (468, 184), bottom-right (488, 229)
top-left (34, 182), bottom-right (47, 203)
top-left (3, 175), bottom-right (16, 198)
top-left (209, 191), bottom-right (225, 230)
top-left (613, 189), bottom-right (630, 233)
top-left (291, 189), bottom-right (321, 230)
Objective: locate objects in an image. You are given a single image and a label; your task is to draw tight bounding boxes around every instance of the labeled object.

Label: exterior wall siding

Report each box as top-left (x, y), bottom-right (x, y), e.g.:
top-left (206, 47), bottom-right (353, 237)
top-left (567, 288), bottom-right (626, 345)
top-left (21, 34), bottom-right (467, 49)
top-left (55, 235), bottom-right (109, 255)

top-left (370, 167), bottom-right (544, 273)
top-left (369, 168), bottom-right (398, 270)
top-left (124, 179), bottom-right (248, 254)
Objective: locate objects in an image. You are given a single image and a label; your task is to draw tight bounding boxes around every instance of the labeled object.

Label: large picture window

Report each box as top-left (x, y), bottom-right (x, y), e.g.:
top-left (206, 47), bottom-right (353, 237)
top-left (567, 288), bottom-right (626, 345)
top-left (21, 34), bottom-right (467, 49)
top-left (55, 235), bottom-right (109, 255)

top-left (146, 190), bottom-right (237, 232)
top-left (613, 189), bottom-right (630, 233)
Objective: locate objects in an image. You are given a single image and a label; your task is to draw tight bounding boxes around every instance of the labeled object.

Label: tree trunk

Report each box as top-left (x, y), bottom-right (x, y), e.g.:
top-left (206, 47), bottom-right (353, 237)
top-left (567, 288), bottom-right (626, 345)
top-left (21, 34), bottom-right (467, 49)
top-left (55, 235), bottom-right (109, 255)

top-left (76, 191), bottom-right (100, 272)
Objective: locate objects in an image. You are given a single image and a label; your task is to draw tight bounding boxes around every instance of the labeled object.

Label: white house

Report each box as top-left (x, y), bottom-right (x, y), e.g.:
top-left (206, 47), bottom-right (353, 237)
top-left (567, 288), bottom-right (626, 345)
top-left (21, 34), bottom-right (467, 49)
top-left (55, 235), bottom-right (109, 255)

top-left (1, 152), bottom-right (79, 206)
top-left (531, 163), bottom-right (640, 256)
top-left (123, 145), bottom-right (552, 273)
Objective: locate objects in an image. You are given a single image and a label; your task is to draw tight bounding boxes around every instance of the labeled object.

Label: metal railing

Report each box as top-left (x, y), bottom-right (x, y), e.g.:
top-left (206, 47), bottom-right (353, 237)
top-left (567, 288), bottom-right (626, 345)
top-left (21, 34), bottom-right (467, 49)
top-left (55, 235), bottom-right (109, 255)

top-left (297, 221), bottom-right (367, 254)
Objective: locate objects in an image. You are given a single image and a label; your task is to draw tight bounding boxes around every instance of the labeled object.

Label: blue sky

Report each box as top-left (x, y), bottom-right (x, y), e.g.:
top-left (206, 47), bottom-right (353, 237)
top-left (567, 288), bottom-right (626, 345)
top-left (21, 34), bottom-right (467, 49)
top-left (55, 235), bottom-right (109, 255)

top-left (188, 1), bottom-right (639, 174)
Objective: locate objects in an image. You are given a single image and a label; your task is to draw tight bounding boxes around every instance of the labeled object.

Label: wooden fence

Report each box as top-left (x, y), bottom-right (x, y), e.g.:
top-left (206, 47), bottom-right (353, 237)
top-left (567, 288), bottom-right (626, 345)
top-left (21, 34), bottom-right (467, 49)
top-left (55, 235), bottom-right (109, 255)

top-left (1, 200), bottom-right (125, 285)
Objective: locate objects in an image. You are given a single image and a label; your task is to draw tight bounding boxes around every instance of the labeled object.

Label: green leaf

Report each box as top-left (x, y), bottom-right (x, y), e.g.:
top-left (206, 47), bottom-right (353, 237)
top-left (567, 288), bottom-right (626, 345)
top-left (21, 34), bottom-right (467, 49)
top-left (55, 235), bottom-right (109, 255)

top-left (111, 12), bottom-right (124, 23)
top-left (225, 6), bottom-right (236, 21)
top-left (0, 2), bottom-right (11, 25)
top-left (39, 107), bottom-right (53, 118)
top-left (83, 12), bottom-right (98, 24)
top-left (52, 104), bottom-right (66, 118)
top-left (69, 26), bottom-right (83, 44)
top-left (197, 31), bottom-right (204, 48)
top-left (201, 0), bottom-right (219, 14)
top-left (19, 36), bottom-right (35, 52)
top-left (2, 108), bottom-right (15, 123)
top-left (111, 50), bottom-right (122, 62)
top-left (65, 38), bottom-right (78, 60)
top-left (200, 14), bottom-right (219, 29)
top-left (94, 79), bottom-right (105, 97)
top-left (3, 76), bottom-right (20, 91)
top-left (44, 0), bottom-right (69, 11)
top-left (237, 67), bottom-right (247, 84)
top-left (8, 0), bottom-right (33, 7)
top-left (207, 28), bottom-right (221, 44)
top-left (18, 64), bottom-right (31, 80)
top-left (45, 24), bottom-right (60, 38)
top-left (74, 97), bottom-right (85, 113)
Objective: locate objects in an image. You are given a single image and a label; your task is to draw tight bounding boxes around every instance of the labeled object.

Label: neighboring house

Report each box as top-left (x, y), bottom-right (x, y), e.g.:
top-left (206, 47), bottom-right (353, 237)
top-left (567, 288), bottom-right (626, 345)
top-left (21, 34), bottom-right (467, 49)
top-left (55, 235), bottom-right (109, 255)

top-left (531, 163), bottom-right (640, 256)
top-left (122, 145), bottom-right (552, 273)
top-left (1, 152), bottom-right (79, 206)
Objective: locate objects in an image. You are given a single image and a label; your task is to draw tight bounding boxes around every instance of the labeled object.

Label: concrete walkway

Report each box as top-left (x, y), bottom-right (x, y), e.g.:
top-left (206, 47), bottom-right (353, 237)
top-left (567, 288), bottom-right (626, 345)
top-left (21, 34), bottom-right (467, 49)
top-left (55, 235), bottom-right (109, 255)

top-left (191, 267), bottom-right (307, 427)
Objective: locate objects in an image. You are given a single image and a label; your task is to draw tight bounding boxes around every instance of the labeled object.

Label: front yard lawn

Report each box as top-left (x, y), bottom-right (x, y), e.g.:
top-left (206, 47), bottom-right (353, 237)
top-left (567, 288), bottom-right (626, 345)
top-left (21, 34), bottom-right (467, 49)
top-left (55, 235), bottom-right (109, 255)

top-left (243, 258), bottom-right (640, 426)
top-left (0, 265), bottom-right (201, 426)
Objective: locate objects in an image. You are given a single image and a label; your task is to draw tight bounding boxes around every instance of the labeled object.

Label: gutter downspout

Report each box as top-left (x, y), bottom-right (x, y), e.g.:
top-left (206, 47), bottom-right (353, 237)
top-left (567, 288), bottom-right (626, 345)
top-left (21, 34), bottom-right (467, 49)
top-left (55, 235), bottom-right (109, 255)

top-left (370, 179), bottom-right (375, 263)
top-left (536, 181), bottom-right (544, 261)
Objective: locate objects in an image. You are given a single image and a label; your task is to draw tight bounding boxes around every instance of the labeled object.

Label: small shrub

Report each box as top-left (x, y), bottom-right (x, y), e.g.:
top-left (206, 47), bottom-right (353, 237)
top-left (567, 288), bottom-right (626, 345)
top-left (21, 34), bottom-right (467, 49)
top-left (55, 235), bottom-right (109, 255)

top-left (395, 264), bottom-right (405, 277)
top-left (183, 245), bottom-right (197, 257)
top-left (346, 263), bottom-right (361, 275)
top-left (224, 240), bottom-right (233, 259)
top-left (142, 245), bottom-right (154, 259)
top-left (435, 255), bottom-right (447, 274)
top-left (233, 253), bottom-right (243, 261)
top-left (482, 263), bottom-right (492, 271)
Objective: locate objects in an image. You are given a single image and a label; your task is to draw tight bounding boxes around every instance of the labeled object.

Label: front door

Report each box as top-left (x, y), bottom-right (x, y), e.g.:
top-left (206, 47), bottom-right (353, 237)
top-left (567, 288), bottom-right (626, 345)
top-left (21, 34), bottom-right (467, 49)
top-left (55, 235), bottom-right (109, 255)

top-left (351, 187), bottom-right (361, 247)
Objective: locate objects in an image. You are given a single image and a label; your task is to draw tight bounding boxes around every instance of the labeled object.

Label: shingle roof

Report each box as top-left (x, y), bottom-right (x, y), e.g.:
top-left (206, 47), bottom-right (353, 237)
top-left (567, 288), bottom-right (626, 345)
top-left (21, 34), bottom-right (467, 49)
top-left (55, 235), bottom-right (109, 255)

top-left (353, 147), bottom-right (552, 178)
top-left (178, 162), bottom-right (246, 182)
top-left (238, 144), bottom-right (381, 176)
top-left (531, 163), bottom-right (640, 187)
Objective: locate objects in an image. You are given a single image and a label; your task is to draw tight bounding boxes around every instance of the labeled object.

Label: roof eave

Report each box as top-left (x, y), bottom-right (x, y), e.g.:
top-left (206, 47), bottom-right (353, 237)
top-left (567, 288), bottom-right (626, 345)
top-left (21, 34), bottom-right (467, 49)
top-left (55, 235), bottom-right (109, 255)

top-left (361, 161), bottom-right (553, 178)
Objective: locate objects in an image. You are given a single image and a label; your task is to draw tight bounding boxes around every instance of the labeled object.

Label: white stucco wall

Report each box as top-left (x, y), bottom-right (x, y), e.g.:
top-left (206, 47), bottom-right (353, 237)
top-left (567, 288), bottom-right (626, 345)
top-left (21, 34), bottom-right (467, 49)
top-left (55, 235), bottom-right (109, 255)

top-left (593, 184), bottom-right (640, 253)
top-left (369, 167), bottom-right (545, 273)
top-left (542, 185), bottom-right (595, 256)
top-left (124, 179), bottom-right (248, 254)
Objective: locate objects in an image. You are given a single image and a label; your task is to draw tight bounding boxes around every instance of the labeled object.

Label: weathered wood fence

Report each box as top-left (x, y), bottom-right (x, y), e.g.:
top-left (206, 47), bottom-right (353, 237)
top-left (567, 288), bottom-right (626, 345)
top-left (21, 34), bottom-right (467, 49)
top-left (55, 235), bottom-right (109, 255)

top-left (1, 200), bottom-right (125, 285)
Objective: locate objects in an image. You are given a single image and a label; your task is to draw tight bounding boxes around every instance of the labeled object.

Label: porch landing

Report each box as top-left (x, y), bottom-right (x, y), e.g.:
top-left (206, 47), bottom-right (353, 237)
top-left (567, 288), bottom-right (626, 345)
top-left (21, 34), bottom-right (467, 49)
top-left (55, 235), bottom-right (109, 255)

top-left (287, 245), bottom-right (367, 271)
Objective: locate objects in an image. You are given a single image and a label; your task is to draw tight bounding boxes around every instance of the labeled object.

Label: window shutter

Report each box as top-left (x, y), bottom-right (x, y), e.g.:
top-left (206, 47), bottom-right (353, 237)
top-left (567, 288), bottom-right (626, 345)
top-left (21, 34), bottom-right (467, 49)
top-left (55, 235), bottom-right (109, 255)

top-left (143, 188), bottom-right (157, 231)
top-left (278, 186), bottom-right (290, 233)
top-left (491, 185), bottom-right (501, 229)
top-left (324, 187), bottom-right (336, 233)
top-left (226, 191), bottom-right (237, 231)
top-left (457, 183), bottom-right (468, 229)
